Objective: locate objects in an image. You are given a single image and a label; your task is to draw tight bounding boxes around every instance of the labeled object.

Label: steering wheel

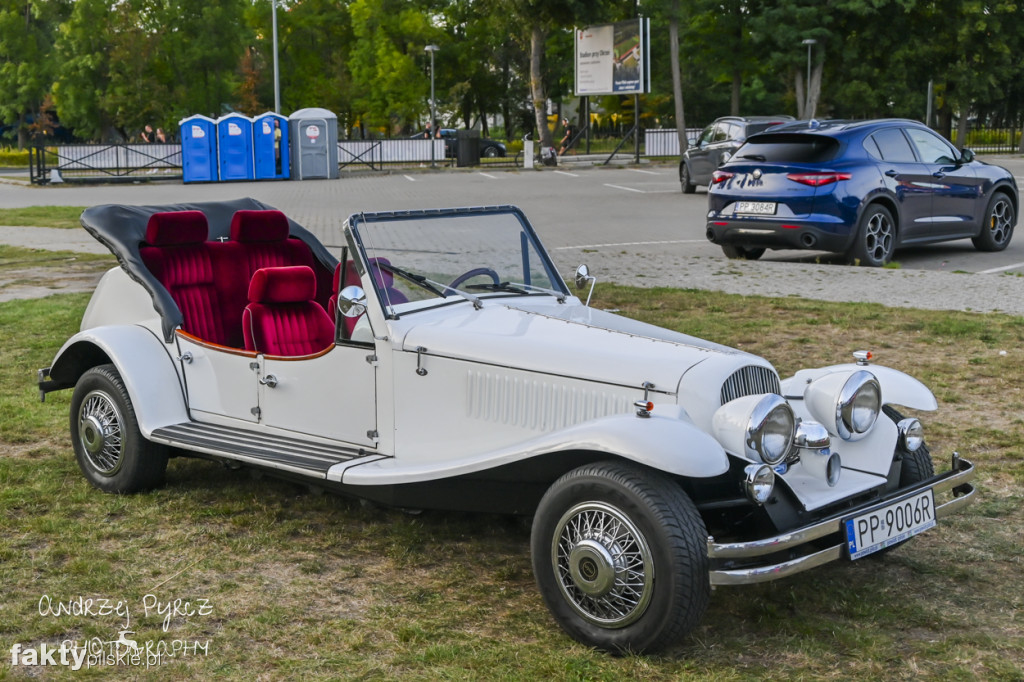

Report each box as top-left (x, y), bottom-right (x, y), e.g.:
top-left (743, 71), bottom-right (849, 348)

top-left (448, 267), bottom-right (500, 291)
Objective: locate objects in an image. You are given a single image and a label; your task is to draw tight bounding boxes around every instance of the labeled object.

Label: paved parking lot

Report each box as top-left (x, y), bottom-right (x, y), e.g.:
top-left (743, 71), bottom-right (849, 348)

top-left (2, 157), bottom-right (1024, 314)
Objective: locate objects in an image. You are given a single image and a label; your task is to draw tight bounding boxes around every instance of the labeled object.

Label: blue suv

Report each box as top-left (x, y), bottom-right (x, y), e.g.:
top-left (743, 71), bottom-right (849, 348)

top-left (705, 119), bottom-right (1018, 265)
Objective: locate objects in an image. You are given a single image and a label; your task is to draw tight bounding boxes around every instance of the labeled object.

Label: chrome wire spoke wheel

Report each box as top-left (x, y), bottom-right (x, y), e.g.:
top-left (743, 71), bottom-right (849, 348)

top-left (77, 390), bottom-right (125, 476)
top-left (865, 212), bottom-right (894, 261)
top-left (989, 197), bottom-right (1012, 245)
top-left (551, 501), bottom-right (654, 628)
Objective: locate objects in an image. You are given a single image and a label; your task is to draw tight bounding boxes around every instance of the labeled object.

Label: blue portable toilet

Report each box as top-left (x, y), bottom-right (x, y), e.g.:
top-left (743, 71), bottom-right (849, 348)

top-left (216, 113), bottom-right (255, 181)
top-left (253, 112), bottom-right (290, 180)
top-left (179, 115), bottom-right (217, 183)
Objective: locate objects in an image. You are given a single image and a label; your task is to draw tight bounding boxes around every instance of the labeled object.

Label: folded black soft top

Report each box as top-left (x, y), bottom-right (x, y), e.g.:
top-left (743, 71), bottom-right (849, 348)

top-left (80, 198), bottom-right (338, 342)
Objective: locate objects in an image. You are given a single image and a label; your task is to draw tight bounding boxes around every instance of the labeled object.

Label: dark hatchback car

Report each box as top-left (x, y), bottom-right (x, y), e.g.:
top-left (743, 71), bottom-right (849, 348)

top-left (680, 115), bottom-right (793, 193)
top-left (411, 128), bottom-right (507, 158)
top-left (705, 119), bottom-right (1018, 265)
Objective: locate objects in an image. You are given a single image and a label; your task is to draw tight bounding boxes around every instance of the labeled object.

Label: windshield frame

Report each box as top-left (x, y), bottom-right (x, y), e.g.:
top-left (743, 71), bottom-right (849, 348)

top-left (345, 205), bottom-right (570, 318)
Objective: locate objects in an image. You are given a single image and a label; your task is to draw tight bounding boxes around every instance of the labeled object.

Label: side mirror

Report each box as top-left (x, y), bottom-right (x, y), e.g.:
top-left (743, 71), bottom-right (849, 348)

top-left (338, 285), bottom-right (367, 318)
top-left (574, 264), bottom-right (596, 306)
top-left (959, 148), bottom-right (975, 164)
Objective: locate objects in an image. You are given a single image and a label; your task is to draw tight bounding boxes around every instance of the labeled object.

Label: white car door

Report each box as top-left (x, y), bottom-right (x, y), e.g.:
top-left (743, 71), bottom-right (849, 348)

top-left (175, 332), bottom-right (259, 424)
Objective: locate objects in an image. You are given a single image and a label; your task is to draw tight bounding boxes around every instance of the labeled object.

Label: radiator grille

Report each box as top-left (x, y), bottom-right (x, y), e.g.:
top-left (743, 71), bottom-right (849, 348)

top-left (720, 365), bottom-right (781, 405)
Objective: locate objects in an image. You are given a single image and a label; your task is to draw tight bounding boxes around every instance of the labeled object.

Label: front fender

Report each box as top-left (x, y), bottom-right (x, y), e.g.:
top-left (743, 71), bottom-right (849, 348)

top-left (780, 363), bottom-right (937, 411)
top-left (335, 405), bottom-right (729, 485)
top-left (48, 325), bottom-right (189, 436)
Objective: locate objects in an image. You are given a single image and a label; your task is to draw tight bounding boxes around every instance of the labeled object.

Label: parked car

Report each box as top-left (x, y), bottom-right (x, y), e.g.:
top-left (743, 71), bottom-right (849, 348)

top-left (411, 128), bottom-right (506, 158)
top-left (39, 199), bottom-right (975, 653)
top-left (680, 115), bottom-right (793, 193)
top-left (705, 118), bottom-right (1019, 264)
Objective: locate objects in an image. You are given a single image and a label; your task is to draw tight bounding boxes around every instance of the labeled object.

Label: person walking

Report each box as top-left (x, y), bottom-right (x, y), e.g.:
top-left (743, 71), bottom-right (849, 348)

top-left (558, 118), bottom-right (577, 155)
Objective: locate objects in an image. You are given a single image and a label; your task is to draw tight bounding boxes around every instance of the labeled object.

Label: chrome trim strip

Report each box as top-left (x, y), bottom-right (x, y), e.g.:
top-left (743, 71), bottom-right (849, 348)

top-left (707, 455), bottom-right (974, 585)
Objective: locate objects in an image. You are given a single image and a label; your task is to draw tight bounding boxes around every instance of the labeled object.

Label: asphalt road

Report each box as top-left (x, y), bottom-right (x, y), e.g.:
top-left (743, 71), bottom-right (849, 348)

top-left (2, 156), bottom-right (1024, 314)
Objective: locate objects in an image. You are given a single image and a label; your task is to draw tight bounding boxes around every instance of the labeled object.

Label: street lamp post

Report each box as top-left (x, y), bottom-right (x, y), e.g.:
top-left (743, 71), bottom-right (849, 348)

top-left (425, 44), bottom-right (440, 168)
top-left (801, 38), bottom-right (817, 119)
top-left (272, 0), bottom-right (281, 114)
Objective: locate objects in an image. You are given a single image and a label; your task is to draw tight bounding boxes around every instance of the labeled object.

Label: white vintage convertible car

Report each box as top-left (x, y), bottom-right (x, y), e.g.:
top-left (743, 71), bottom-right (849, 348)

top-left (39, 198), bottom-right (975, 653)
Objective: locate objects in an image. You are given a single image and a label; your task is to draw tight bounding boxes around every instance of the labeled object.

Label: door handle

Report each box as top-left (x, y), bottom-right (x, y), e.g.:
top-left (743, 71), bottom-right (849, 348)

top-left (932, 171), bottom-right (945, 178)
top-left (259, 374), bottom-right (278, 388)
top-left (884, 170), bottom-right (898, 177)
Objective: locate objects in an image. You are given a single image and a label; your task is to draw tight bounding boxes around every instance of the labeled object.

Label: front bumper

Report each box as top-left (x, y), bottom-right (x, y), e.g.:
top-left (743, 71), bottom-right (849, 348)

top-left (707, 453), bottom-right (975, 586)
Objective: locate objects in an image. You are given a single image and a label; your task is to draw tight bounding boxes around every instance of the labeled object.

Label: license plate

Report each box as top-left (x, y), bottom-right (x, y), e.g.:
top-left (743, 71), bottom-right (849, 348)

top-left (735, 201), bottom-right (777, 215)
top-left (844, 489), bottom-right (936, 560)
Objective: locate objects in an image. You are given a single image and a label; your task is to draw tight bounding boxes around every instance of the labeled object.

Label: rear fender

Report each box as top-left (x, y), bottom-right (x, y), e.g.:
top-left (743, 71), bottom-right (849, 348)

top-left (337, 405), bottom-right (729, 485)
top-left (47, 325), bottom-right (188, 435)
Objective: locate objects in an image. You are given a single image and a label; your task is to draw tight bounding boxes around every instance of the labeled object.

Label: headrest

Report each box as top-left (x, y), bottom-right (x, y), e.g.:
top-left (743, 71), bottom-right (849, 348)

top-left (230, 210), bottom-right (290, 243)
top-left (145, 211), bottom-right (209, 245)
top-left (344, 257), bottom-right (394, 289)
top-left (248, 266), bottom-right (316, 304)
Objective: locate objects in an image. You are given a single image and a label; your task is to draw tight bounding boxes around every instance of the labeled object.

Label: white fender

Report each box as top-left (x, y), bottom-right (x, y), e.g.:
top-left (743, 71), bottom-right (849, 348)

top-left (333, 404), bottom-right (729, 485)
top-left (50, 325), bottom-right (189, 436)
top-left (781, 364), bottom-right (937, 411)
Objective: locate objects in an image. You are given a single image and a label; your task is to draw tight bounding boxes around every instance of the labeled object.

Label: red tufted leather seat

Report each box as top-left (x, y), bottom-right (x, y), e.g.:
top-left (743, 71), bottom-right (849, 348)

top-left (243, 266), bottom-right (335, 356)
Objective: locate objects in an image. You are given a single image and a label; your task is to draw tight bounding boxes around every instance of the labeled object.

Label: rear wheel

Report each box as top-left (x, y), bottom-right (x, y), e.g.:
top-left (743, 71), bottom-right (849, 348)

top-left (972, 191), bottom-right (1015, 252)
top-left (531, 461), bottom-right (710, 654)
top-left (680, 162), bottom-right (696, 194)
top-left (721, 244), bottom-right (765, 260)
top-left (70, 364), bottom-right (168, 493)
top-left (847, 204), bottom-right (895, 266)
top-left (482, 146), bottom-right (500, 158)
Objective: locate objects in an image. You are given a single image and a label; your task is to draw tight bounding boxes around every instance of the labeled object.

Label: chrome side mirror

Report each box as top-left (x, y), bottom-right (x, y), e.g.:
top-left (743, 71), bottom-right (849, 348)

top-left (338, 285), bottom-right (367, 318)
top-left (574, 264), bottom-right (596, 307)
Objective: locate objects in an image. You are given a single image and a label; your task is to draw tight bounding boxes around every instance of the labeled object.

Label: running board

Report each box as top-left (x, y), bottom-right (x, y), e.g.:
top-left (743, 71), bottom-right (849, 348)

top-left (150, 422), bottom-right (365, 478)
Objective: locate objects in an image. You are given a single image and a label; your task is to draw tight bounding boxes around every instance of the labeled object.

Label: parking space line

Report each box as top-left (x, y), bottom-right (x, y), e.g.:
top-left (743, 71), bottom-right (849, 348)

top-left (627, 169), bottom-right (661, 175)
top-left (403, 175), bottom-right (416, 182)
top-left (553, 239), bottom-right (706, 250)
top-left (479, 172), bottom-right (499, 179)
top-left (977, 261), bottom-right (1024, 275)
top-left (554, 170), bottom-right (579, 177)
top-left (604, 183), bottom-right (645, 194)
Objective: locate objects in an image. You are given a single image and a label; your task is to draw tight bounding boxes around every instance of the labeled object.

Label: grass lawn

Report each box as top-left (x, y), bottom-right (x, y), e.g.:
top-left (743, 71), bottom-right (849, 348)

top-left (1, 286), bottom-right (1022, 680)
top-left (0, 206), bottom-right (88, 230)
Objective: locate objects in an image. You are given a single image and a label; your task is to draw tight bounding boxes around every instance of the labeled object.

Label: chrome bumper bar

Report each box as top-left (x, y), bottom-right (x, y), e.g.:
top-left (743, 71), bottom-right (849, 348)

top-left (707, 453), bottom-right (975, 586)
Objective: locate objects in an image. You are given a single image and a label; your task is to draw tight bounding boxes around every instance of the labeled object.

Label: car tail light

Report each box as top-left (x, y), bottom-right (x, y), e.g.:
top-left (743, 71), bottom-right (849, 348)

top-left (711, 170), bottom-right (734, 184)
top-left (786, 172), bottom-right (852, 186)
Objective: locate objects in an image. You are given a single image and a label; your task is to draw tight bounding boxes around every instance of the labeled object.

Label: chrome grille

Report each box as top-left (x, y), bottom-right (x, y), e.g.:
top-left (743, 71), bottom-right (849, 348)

top-left (720, 365), bottom-right (781, 405)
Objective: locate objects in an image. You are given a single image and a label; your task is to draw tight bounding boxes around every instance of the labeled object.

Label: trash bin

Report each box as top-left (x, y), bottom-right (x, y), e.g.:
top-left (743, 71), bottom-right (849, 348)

top-left (253, 112), bottom-right (290, 180)
top-left (179, 115), bottom-right (217, 183)
top-left (288, 107), bottom-right (339, 180)
top-left (456, 129), bottom-right (480, 167)
top-left (216, 113), bottom-right (255, 181)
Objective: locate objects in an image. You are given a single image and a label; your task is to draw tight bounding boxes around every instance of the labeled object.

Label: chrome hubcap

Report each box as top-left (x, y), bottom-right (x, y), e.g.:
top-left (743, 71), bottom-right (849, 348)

top-left (989, 198), bottom-right (1013, 244)
top-left (552, 502), bottom-right (654, 628)
top-left (78, 391), bottom-right (124, 475)
top-left (864, 212), bottom-right (894, 261)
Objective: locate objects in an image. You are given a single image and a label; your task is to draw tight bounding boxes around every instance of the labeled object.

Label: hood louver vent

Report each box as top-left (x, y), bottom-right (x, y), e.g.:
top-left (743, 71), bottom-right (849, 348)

top-left (721, 365), bottom-right (781, 405)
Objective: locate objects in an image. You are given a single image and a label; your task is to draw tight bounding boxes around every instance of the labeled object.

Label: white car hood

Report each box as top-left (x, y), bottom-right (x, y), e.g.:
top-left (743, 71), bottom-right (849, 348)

top-left (392, 299), bottom-right (760, 395)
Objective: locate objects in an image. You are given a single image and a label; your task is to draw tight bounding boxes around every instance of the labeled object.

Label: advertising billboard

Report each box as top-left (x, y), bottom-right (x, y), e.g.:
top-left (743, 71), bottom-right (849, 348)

top-left (574, 19), bottom-right (650, 96)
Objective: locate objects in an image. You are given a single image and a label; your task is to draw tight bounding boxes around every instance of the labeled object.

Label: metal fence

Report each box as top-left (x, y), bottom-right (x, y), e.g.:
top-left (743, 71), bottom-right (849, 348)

top-left (30, 144), bottom-right (183, 184)
top-left (953, 127), bottom-right (1023, 154)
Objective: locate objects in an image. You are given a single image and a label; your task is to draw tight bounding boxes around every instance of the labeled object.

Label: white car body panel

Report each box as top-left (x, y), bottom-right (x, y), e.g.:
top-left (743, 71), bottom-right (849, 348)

top-left (81, 267), bottom-right (160, 331)
top-left (781, 364), bottom-right (937, 411)
top-left (175, 334), bottom-right (259, 423)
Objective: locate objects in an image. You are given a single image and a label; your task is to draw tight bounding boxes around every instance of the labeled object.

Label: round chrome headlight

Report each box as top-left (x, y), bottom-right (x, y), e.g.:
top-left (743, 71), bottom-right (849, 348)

top-left (743, 464), bottom-right (775, 505)
top-left (897, 418), bottom-right (924, 452)
top-left (836, 370), bottom-right (881, 440)
top-left (746, 394), bottom-right (795, 465)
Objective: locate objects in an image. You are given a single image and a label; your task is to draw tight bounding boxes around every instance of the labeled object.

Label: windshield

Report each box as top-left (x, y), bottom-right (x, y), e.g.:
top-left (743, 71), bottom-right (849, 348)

top-left (349, 207), bottom-right (567, 316)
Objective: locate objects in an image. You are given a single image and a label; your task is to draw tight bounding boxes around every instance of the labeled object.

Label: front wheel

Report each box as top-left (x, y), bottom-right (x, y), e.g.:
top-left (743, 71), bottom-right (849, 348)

top-left (70, 364), bottom-right (168, 493)
top-left (721, 244), bottom-right (765, 260)
top-left (482, 146), bottom-right (500, 158)
top-left (847, 204), bottom-right (896, 266)
top-left (531, 461), bottom-right (710, 654)
top-left (972, 191), bottom-right (1015, 252)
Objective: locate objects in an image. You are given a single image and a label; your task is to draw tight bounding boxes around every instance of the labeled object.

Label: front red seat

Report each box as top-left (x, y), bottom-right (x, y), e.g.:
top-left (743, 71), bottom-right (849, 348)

top-left (243, 266), bottom-right (335, 356)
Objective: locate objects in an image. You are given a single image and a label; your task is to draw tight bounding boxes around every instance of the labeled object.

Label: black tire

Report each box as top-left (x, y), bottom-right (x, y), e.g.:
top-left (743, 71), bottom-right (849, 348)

top-left (531, 461), bottom-right (710, 654)
top-left (482, 146), bottom-right (500, 158)
top-left (680, 162), bottom-right (696, 194)
top-left (721, 244), bottom-right (765, 260)
top-left (847, 204), bottom-right (896, 266)
top-left (884, 405), bottom-right (935, 486)
top-left (69, 364), bottom-right (168, 493)
top-left (972, 191), bottom-right (1015, 252)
